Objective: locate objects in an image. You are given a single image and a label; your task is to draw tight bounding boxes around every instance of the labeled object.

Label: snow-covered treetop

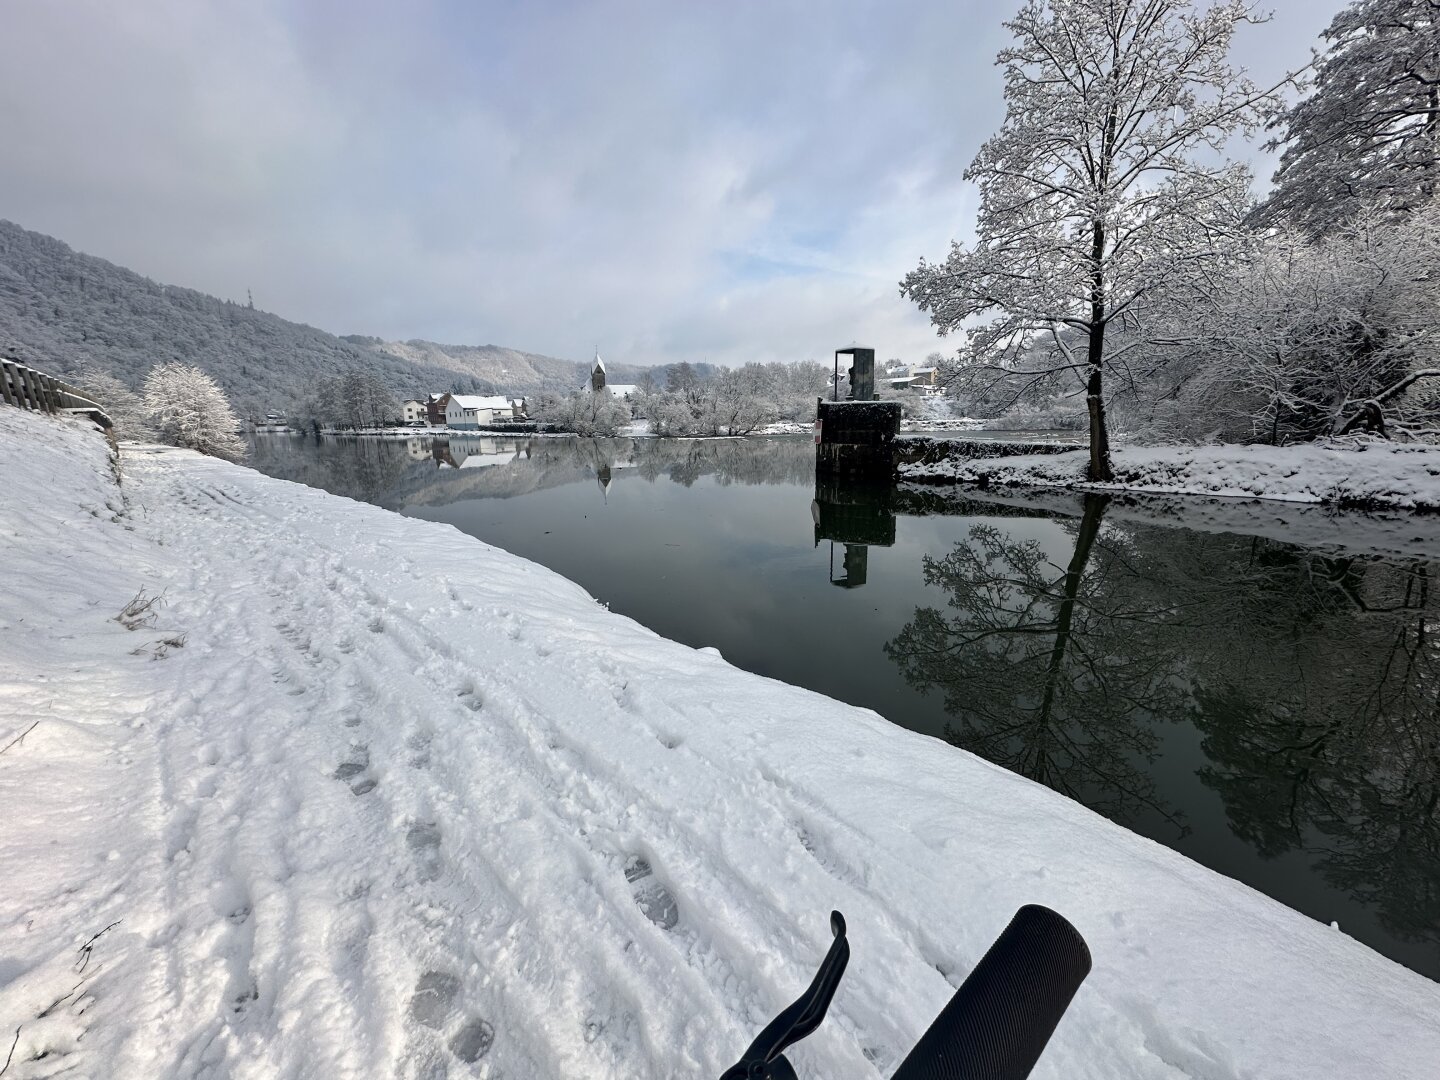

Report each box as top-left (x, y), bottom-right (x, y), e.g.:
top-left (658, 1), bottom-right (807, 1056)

top-left (1259, 0), bottom-right (1440, 233)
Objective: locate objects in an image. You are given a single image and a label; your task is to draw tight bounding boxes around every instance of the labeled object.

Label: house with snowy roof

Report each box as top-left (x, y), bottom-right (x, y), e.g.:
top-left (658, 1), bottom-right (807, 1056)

top-left (445, 395), bottom-right (517, 428)
top-left (401, 399), bottom-right (427, 424)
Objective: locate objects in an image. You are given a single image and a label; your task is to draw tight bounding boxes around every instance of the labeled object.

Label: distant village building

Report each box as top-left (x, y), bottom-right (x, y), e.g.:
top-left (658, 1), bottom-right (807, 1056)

top-left (426, 393), bottom-right (451, 426)
top-left (880, 362), bottom-right (941, 394)
top-left (402, 399), bottom-right (427, 424)
top-left (584, 352), bottom-right (639, 401)
top-left (446, 394), bottom-right (518, 429)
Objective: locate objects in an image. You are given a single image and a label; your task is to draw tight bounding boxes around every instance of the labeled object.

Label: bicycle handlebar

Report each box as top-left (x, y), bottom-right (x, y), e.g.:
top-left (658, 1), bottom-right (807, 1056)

top-left (719, 904), bottom-right (1089, 1080)
top-left (891, 904), bottom-right (1091, 1080)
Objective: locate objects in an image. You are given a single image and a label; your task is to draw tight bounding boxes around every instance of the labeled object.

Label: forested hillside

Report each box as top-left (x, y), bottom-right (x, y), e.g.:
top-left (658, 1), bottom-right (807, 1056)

top-left (0, 220), bottom-right (647, 418)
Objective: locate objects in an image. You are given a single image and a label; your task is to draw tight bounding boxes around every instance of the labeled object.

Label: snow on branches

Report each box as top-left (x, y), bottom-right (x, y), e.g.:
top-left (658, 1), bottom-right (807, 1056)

top-left (902, 0), bottom-right (1291, 479)
top-left (141, 362), bottom-right (246, 461)
top-left (1134, 206), bottom-right (1440, 444)
top-left (1259, 0), bottom-right (1440, 233)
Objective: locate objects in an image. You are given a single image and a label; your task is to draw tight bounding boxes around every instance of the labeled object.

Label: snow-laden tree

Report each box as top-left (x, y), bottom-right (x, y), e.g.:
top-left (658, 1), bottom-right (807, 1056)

top-left (74, 368), bottom-right (153, 440)
top-left (1134, 205), bottom-right (1440, 443)
top-left (534, 391), bottom-right (632, 436)
top-left (297, 372), bottom-right (401, 430)
top-left (141, 362), bottom-right (246, 460)
top-left (1258, 0), bottom-right (1440, 233)
top-left (636, 362), bottom-right (824, 435)
top-left (902, 0), bottom-right (1287, 479)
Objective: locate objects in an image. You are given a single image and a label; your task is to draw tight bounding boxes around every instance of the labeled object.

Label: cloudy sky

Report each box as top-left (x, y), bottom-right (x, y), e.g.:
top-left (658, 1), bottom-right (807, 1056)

top-left (1, 1), bottom-right (1332, 368)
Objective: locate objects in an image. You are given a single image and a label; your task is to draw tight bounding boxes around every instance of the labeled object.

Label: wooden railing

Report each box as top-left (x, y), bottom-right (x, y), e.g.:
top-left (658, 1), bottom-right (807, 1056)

top-left (1, 357), bottom-right (111, 429)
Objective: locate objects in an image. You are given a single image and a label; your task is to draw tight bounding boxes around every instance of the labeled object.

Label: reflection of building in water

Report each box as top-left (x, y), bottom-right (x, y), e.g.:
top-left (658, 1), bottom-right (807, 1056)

top-left (430, 438), bottom-right (522, 469)
top-left (404, 438), bottom-right (432, 461)
top-left (811, 476), bottom-right (896, 589)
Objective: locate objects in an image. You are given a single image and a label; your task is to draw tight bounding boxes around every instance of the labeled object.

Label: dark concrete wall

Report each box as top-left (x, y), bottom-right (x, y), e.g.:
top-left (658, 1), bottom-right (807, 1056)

top-left (896, 436), bottom-right (1084, 467)
top-left (816, 400), bottom-right (903, 478)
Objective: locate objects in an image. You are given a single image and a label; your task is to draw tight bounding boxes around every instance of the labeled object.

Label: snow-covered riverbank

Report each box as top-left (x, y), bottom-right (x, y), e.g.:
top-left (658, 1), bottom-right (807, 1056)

top-left (901, 440), bottom-right (1440, 511)
top-left (3, 407), bottom-right (1438, 1079)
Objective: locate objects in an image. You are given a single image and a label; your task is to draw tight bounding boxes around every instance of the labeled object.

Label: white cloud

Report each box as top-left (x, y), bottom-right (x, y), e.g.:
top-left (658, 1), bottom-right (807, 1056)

top-left (0, 0), bottom-right (1329, 368)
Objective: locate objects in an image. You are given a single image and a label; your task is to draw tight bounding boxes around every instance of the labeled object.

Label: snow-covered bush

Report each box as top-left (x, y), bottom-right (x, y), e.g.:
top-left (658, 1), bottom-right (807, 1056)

top-left (75, 368), bottom-right (153, 441)
top-left (534, 391), bottom-right (632, 436)
top-left (1133, 207), bottom-right (1440, 444)
top-left (141, 362), bottom-right (246, 460)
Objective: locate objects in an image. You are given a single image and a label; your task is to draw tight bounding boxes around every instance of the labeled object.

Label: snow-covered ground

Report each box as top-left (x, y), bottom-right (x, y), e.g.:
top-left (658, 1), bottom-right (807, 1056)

top-left (901, 440), bottom-right (1440, 511)
top-left (2, 406), bottom-right (1438, 1079)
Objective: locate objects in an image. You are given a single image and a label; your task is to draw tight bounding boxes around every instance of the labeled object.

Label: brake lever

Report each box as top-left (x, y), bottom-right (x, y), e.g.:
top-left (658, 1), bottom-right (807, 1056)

top-left (719, 911), bottom-right (850, 1080)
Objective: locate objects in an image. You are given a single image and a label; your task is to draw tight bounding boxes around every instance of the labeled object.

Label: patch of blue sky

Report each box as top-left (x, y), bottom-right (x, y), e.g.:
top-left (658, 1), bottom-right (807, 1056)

top-left (720, 251), bottom-right (820, 283)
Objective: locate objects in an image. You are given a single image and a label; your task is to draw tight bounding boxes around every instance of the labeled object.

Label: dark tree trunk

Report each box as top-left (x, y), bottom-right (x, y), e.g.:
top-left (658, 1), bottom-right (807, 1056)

top-left (1086, 221), bottom-right (1113, 482)
top-left (1034, 494), bottom-right (1108, 727)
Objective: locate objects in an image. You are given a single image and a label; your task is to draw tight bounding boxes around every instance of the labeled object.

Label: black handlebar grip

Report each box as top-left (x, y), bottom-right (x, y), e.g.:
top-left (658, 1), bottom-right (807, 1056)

top-left (890, 905), bottom-right (1091, 1080)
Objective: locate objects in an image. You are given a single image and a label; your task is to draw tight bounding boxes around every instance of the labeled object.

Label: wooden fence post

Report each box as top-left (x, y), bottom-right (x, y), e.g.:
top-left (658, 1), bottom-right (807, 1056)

top-left (26, 369), bottom-right (48, 412)
top-left (0, 361), bottom-right (15, 407)
top-left (26, 367), bottom-right (51, 413)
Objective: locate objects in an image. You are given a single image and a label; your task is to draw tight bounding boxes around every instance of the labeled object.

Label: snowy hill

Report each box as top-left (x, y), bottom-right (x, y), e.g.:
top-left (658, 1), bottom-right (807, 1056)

top-left (0, 220), bottom-right (641, 417)
top-left (371, 338), bottom-right (652, 397)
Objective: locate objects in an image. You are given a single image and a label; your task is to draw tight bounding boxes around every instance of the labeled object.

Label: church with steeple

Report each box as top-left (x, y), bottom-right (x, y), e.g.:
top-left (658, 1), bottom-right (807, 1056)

top-left (588, 351), bottom-right (608, 392)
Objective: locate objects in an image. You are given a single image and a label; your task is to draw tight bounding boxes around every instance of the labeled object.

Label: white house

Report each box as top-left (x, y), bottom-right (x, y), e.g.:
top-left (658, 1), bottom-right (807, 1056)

top-left (401, 399), bottom-right (427, 424)
top-left (446, 395), bottom-right (517, 429)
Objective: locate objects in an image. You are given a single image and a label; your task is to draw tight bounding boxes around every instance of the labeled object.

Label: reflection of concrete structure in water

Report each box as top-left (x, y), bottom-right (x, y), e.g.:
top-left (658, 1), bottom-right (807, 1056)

top-left (811, 476), bottom-right (896, 589)
top-left (814, 344), bottom-right (900, 588)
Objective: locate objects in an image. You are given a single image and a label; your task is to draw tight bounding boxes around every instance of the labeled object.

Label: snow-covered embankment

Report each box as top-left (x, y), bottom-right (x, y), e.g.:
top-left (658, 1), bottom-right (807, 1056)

top-left (901, 439), bottom-right (1440, 511)
top-left (1, 406), bottom-right (1437, 1079)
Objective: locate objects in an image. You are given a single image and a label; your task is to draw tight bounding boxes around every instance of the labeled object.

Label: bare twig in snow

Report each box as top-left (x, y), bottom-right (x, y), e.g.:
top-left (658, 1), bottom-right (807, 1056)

top-left (75, 921), bottom-right (121, 973)
top-left (0, 722), bottom-right (39, 758)
top-left (0, 1027), bottom-right (19, 1076)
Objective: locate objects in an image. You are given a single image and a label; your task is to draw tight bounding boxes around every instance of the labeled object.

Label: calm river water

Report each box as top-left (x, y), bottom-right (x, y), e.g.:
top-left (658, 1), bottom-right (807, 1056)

top-left (248, 432), bottom-right (1440, 981)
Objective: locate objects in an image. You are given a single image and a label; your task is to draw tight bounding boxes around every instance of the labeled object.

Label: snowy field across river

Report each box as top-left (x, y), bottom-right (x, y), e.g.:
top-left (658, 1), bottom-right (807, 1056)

top-left (2, 406), bottom-right (1438, 1079)
top-left (901, 440), bottom-right (1440, 511)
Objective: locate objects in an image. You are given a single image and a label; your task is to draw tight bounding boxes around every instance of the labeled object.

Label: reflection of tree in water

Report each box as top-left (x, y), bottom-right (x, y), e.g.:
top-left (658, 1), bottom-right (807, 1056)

top-left (888, 501), bottom-right (1440, 952)
top-left (246, 435), bottom-right (419, 507)
top-left (886, 496), bottom-right (1190, 832)
top-left (248, 435), bottom-right (818, 508)
top-left (628, 438), bottom-right (815, 487)
top-left (1192, 555), bottom-right (1440, 946)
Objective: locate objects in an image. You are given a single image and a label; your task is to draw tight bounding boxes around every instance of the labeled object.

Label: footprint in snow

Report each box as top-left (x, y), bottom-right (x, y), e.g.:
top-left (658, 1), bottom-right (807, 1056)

top-left (449, 1018), bottom-right (495, 1063)
top-left (333, 747), bottom-right (377, 796)
top-left (406, 822), bottom-right (443, 882)
top-left (409, 971), bottom-right (462, 1029)
top-left (624, 856), bottom-right (679, 931)
top-left (408, 971), bottom-right (496, 1064)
